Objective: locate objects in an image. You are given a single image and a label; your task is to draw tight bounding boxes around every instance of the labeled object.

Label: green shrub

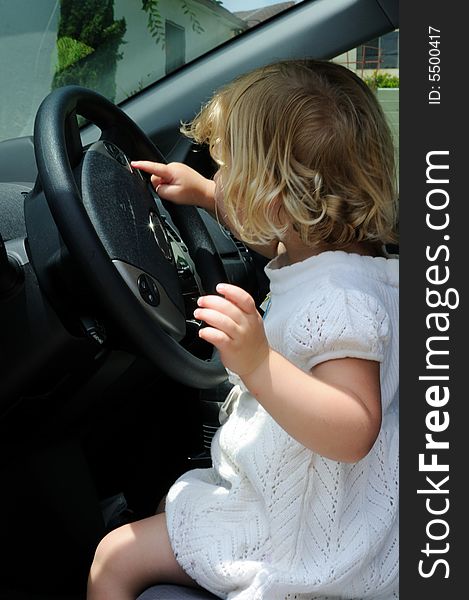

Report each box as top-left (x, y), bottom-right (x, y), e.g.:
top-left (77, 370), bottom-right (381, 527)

top-left (53, 0), bottom-right (126, 101)
top-left (364, 72), bottom-right (399, 90)
top-left (56, 37), bottom-right (94, 73)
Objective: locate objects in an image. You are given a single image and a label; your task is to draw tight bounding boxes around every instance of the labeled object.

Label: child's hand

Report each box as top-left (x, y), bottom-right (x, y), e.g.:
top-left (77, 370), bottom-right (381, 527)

top-left (130, 161), bottom-right (215, 210)
top-left (194, 283), bottom-right (270, 378)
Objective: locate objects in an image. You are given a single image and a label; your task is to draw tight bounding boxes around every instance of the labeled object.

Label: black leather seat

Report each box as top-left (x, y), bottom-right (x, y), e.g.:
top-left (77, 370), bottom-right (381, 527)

top-left (137, 584), bottom-right (218, 599)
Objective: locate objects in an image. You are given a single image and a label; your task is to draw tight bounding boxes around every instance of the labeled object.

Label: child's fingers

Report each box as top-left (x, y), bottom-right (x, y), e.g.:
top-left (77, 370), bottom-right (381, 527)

top-left (131, 161), bottom-right (173, 182)
top-left (150, 174), bottom-right (163, 187)
top-left (193, 307), bottom-right (237, 339)
top-left (215, 283), bottom-right (257, 315)
top-left (198, 326), bottom-right (230, 348)
top-left (196, 294), bottom-right (243, 323)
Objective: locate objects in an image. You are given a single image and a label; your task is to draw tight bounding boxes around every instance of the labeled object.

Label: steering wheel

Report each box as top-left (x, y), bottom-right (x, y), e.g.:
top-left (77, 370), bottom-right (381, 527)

top-left (33, 85), bottom-right (228, 388)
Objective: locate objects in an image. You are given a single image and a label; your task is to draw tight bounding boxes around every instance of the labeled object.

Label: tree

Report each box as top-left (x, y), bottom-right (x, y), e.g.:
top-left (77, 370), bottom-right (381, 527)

top-left (53, 0), bottom-right (126, 101)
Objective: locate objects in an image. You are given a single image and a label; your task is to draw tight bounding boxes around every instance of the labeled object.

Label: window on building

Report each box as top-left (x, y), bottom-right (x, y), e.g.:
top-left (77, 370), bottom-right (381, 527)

top-left (165, 20), bottom-right (185, 75)
top-left (357, 30), bottom-right (399, 70)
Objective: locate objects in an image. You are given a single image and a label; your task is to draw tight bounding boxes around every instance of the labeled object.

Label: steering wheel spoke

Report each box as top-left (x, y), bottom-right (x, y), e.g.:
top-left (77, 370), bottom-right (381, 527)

top-left (112, 260), bottom-right (186, 340)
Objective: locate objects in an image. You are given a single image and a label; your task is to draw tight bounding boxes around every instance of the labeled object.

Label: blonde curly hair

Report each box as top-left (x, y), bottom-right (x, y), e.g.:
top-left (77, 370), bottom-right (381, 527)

top-left (182, 59), bottom-right (398, 248)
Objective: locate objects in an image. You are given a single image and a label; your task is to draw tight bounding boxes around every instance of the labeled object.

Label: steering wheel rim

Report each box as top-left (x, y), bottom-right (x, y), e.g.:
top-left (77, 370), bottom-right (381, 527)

top-left (33, 85), bottom-right (228, 389)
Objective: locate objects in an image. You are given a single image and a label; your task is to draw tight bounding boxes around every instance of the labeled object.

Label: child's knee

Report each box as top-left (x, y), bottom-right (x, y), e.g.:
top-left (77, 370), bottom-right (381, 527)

top-left (89, 524), bottom-right (134, 585)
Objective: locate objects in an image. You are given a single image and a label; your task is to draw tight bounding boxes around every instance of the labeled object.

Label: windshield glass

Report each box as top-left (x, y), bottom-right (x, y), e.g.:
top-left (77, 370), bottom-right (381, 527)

top-left (0, 0), bottom-right (304, 143)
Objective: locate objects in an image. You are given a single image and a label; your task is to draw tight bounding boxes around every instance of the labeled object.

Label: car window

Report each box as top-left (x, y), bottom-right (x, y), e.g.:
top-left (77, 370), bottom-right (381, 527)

top-left (0, 1), bottom-right (399, 174)
top-left (0, 0), bottom-right (304, 143)
top-left (334, 29), bottom-right (400, 176)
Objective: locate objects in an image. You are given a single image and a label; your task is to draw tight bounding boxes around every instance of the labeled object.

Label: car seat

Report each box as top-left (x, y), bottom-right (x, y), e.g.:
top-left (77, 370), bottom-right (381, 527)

top-left (137, 584), bottom-right (218, 599)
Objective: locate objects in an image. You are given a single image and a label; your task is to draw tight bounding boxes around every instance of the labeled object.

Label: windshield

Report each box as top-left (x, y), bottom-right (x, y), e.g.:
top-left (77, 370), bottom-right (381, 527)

top-left (0, 0), bottom-right (304, 143)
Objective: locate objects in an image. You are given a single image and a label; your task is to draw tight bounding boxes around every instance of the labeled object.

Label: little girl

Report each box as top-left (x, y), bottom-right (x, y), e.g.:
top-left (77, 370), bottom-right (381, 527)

top-left (88, 59), bottom-right (399, 600)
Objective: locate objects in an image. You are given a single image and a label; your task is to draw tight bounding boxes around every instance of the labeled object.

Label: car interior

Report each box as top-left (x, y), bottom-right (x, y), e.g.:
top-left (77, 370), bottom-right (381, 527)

top-left (0, 1), bottom-right (398, 598)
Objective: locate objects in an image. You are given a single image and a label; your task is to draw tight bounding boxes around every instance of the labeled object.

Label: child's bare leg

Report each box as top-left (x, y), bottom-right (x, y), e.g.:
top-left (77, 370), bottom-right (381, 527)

top-left (87, 512), bottom-right (196, 600)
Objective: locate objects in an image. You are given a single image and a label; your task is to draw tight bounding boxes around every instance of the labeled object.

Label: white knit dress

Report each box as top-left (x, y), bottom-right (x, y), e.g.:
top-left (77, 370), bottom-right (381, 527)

top-left (166, 251), bottom-right (399, 600)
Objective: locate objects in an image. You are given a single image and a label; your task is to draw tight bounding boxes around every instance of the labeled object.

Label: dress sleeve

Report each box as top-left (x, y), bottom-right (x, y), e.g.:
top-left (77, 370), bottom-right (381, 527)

top-left (286, 287), bottom-right (390, 371)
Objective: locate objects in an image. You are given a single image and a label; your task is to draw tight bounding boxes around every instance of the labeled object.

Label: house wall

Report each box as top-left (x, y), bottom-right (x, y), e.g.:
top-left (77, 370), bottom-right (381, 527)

top-left (114, 0), bottom-right (241, 102)
top-left (334, 48), bottom-right (399, 77)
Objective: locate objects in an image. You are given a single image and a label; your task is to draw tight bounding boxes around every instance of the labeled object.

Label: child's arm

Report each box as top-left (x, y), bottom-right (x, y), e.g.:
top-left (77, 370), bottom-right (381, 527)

top-left (131, 161), bottom-right (280, 259)
top-left (131, 161), bottom-right (216, 210)
top-left (194, 283), bottom-right (382, 463)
